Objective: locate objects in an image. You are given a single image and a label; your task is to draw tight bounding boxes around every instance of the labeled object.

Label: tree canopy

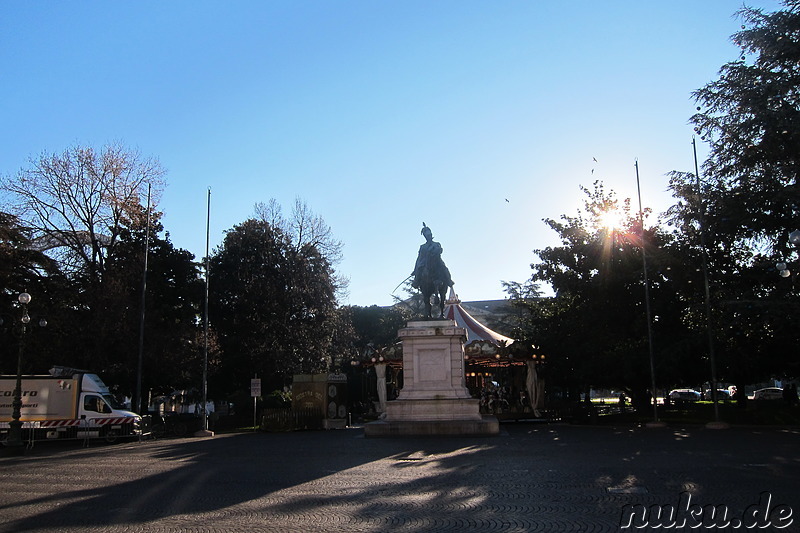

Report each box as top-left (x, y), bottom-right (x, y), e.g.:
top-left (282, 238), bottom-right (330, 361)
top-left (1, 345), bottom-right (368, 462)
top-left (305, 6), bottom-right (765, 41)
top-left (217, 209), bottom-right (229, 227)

top-left (0, 144), bottom-right (202, 401)
top-left (208, 216), bottom-right (340, 393)
top-left (509, 1), bottom-right (800, 407)
top-left (666, 0), bottom-right (800, 389)
top-left (1, 143), bottom-right (165, 283)
top-left (6, 2), bottom-right (800, 414)
top-left (514, 183), bottom-right (698, 408)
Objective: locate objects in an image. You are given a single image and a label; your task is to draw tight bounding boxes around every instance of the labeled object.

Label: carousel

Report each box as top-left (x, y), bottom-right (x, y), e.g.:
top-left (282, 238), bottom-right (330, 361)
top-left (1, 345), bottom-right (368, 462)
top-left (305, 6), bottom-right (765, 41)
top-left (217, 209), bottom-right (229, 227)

top-left (444, 290), bottom-right (546, 418)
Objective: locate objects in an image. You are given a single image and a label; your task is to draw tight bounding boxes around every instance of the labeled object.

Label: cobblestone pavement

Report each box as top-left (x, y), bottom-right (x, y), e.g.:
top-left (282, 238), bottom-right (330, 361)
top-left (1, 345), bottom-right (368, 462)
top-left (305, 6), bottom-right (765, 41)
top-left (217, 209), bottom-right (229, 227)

top-left (0, 423), bottom-right (798, 532)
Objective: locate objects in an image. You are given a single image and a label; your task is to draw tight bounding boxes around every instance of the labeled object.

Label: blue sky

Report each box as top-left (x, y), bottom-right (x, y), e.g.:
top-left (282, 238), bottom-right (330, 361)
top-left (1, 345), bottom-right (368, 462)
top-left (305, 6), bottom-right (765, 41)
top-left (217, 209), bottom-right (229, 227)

top-left (1, 1), bottom-right (783, 306)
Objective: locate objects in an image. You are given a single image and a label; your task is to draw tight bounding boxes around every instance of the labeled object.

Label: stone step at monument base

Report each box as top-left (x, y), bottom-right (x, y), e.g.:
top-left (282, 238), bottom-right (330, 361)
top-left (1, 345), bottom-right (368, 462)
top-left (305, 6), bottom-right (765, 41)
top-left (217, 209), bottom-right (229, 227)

top-left (364, 415), bottom-right (499, 437)
top-left (383, 397), bottom-right (482, 421)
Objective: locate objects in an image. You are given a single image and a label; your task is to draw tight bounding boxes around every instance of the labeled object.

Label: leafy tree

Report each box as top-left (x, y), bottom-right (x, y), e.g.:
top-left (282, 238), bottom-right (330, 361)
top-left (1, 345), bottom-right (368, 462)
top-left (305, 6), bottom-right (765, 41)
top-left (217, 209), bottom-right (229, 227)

top-left (690, 1), bottom-right (800, 248)
top-left (688, 0), bottom-right (800, 263)
top-left (209, 217), bottom-right (339, 394)
top-left (0, 143), bottom-right (206, 403)
top-left (0, 211), bottom-right (69, 374)
top-left (346, 304), bottom-right (409, 353)
top-left (0, 143), bottom-right (168, 379)
top-left (0, 212), bottom-right (58, 290)
top-left (96, 206), bottom-right (207, 401)
top-left (0, 205), bottom-right (206, 400)
top-left (516, 182), bottom-right (694, 409)
top-left (667, 0), bottom-right (800, 393)
top-left (501, 280), bottom-right (542, 303)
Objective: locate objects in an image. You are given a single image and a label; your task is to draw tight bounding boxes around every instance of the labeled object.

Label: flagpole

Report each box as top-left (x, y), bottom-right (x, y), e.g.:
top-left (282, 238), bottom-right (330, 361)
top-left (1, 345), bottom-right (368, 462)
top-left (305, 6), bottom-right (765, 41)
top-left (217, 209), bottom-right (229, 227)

top-left (199, 187), bottom-right (213, 436)
top-left (635, 160), bottom-right (660, 425)
top-left (136, 184), bottom-right (151, 415)
top-left (693, 138), bottom-right (726, 428)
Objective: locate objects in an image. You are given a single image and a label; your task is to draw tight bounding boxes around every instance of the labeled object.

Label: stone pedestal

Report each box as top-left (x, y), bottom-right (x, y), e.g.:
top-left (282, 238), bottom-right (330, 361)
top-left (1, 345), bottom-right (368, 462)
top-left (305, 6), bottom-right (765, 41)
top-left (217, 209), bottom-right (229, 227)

top-left (365, 319), bottom-right (498, 437)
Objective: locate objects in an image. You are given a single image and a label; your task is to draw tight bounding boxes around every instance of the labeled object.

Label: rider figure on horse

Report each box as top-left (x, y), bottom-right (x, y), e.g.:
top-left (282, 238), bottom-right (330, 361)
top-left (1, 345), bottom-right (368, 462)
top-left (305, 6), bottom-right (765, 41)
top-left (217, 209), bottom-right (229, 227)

top-left (411, 223), bottom-right (454, 317)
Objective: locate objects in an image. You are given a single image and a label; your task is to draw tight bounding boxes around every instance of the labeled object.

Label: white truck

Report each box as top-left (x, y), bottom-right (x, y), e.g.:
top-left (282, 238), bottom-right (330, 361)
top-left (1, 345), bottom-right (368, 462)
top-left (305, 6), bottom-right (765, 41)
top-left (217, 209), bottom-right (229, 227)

top-left (0, 369), bottom-right (142, 443)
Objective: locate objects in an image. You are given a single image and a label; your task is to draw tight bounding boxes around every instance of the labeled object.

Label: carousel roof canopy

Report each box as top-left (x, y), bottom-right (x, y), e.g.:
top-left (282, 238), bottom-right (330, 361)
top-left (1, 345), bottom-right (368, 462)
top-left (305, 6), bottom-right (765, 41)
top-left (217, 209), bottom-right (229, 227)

top-left (444, 289), bottom-right (514, 346)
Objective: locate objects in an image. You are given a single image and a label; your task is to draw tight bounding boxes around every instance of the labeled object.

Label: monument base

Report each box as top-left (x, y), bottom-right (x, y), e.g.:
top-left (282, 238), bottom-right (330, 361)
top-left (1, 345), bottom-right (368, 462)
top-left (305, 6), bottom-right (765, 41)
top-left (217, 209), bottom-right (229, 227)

top-left (365, 318), bottom-right (499, 437)
top-left (364, 415), bottom-right (499, 437)
top-left (384, 397), bottom-right (483, 421)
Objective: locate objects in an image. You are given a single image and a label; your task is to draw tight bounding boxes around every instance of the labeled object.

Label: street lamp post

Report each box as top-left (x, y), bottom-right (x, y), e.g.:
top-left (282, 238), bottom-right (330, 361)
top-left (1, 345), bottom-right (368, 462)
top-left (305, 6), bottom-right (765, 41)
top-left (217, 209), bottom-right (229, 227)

top-left (776, 229), bottom-right (800, 287)
top-left (7, 292), bottom-right (32, 450)
top-left (790, 229), bottom-right (800, 247)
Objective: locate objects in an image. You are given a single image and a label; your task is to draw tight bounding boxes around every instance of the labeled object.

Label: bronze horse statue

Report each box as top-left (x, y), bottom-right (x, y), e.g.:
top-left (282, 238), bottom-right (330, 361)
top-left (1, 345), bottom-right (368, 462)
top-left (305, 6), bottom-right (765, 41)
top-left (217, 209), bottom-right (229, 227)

top-left (418, 277), bottom-right (450, 319)
top-left (411, 223), bottom-right (454, 319)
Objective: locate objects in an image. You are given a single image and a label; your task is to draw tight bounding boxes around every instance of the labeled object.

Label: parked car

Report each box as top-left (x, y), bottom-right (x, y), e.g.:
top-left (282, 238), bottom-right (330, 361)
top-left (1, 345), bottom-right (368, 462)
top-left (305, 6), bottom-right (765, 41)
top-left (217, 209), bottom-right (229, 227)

top-left (703, 389), bottom-right (731, 401)
top-left (753, 387), bottom-right (783, 401)
top-left (669, 389), bottom-right (701, 403)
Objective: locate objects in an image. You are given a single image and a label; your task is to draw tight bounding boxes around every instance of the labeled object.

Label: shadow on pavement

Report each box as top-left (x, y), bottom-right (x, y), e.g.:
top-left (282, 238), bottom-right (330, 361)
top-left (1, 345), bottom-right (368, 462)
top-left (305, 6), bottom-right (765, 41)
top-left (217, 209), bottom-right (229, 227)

top-left (0, 424), bottom-right (798, 532)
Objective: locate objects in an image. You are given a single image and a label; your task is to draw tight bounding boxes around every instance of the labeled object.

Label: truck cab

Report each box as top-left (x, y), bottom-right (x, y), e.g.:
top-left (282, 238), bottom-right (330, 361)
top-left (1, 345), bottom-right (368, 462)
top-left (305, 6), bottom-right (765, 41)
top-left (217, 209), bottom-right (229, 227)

top-left (74, 372), bottom-right (141, 441)
top-left (78, 373), bottom-right (130, 414)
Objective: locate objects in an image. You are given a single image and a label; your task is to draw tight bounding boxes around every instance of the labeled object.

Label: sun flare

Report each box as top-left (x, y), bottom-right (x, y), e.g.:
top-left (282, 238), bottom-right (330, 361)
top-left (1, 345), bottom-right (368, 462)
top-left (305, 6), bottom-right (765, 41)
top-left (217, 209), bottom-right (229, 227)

top-left (599, 209), bottom-right (626, 231)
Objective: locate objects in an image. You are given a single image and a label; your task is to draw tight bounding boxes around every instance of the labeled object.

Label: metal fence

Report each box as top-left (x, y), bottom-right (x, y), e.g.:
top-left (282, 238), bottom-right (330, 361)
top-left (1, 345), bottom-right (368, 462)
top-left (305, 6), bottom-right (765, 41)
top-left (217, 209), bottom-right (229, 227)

top-left (260, 407), bottom-right (326, 431)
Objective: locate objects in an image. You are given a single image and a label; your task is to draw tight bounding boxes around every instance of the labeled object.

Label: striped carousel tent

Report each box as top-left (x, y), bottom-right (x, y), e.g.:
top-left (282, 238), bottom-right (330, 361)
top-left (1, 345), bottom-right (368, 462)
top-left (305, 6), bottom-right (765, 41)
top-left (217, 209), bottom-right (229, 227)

top-left (443, 289), bottom-right (545, 416)
top-left (443, 288), bottom-right (514, 346)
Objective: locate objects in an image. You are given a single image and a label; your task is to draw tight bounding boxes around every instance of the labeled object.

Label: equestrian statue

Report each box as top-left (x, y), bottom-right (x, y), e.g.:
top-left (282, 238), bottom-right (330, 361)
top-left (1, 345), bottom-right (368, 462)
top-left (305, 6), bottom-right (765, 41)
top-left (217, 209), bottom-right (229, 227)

top-left (411, 223), bottom-right (454, 319)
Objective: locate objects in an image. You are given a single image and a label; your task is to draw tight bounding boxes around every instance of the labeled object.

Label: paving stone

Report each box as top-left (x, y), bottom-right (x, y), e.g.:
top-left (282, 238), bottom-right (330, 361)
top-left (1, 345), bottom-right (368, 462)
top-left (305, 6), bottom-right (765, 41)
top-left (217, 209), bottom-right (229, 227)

top-left (0, 423), bottom-right (797, 532)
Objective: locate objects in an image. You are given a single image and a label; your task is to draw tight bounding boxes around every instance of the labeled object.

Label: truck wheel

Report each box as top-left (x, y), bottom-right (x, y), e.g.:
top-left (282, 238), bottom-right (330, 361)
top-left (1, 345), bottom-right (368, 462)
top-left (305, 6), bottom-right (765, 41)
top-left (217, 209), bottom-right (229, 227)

top-left (172, 422), bottom-right (188, 437)
top-left (104, 429), bottom-right (120, 443)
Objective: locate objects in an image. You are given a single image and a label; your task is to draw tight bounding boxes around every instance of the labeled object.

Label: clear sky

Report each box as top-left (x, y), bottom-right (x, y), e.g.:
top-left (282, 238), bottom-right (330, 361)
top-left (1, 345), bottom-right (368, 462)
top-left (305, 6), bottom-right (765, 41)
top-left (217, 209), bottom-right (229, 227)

top-left (1, 1), bottom-right (784, 307)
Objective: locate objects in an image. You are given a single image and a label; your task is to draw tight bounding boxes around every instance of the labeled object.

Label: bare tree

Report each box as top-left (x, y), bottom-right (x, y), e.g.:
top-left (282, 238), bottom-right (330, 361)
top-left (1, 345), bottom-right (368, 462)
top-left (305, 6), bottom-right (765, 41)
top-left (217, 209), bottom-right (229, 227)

top-left (254, 196), bottom-right (347, 296)
top-left (255, 197), bottom-right (343, 262)
top-left (1, 143), bottom-right (165, 282)
top-left (254, 198), bottom-right (284, 231)
top-left (289, 197), bottom-right (343, 264)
